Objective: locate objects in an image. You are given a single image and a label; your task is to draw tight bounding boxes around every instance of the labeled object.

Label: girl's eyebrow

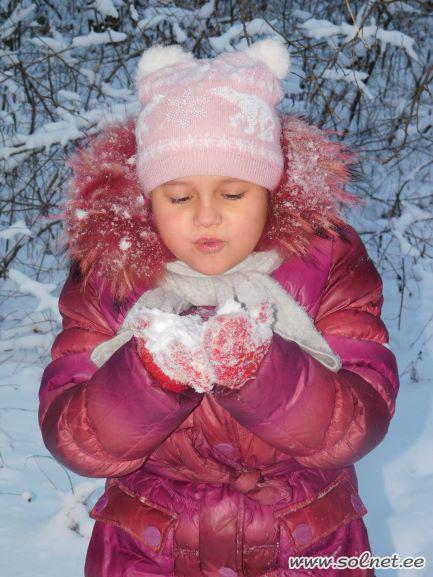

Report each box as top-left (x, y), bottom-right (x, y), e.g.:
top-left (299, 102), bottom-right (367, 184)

top-left (164, 178), bottom-right (242, 186)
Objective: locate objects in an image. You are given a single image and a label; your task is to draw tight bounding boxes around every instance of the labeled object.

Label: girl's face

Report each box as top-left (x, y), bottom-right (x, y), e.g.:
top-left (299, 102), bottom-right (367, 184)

top-left (150, 175), bottom-right (269, 275)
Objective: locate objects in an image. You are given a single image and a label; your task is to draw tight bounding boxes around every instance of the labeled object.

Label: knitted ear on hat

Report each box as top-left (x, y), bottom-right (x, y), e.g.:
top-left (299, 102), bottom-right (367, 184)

top-left (135, 43), bottom-right (196, 101)
top-left (243, 37), bottom-right (291, 80)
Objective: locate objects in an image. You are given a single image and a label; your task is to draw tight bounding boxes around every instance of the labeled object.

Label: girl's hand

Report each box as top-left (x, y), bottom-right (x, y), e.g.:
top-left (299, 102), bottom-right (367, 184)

top-left (126, 308), bottom-right (215, 394)
top-left (202, 300), bottom-right (274, 391)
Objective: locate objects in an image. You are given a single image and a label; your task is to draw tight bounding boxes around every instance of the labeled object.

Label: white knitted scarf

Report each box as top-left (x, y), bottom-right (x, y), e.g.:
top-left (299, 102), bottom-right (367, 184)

top-left (90, 249), bottom-right (341, 372)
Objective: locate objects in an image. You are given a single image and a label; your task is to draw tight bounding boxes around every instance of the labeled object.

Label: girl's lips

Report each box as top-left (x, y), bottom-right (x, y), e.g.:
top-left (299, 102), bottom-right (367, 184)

top-left (194, 239), bottom-right (225, 253)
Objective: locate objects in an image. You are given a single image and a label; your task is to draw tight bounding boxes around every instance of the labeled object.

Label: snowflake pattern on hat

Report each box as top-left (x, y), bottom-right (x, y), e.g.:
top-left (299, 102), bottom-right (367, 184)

top-left (163, 87), bottom-right (211, 129)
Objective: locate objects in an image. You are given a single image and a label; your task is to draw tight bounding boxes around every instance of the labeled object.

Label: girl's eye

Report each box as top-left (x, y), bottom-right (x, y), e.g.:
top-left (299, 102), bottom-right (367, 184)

top-left (224, 193), bottom-right (245, 200)
top-left (169, 193), bottom-right (245, 204)
top-left (169, 196), bottom-right (190, 204)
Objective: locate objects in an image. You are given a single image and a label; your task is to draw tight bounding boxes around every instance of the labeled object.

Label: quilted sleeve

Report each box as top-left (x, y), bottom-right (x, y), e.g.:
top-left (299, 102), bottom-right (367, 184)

top-left (213, 226), bottom-right (400, 469)
top-left (38, 263), bottom-right (203, 478)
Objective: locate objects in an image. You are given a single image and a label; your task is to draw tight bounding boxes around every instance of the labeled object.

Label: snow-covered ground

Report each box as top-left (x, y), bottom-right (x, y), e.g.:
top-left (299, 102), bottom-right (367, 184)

top-left (356, 255), bottom-right (433, 576)
top-left (0, 259), bottom-right (105, 577)
top-left (0, 232), bottom-right (432, 577)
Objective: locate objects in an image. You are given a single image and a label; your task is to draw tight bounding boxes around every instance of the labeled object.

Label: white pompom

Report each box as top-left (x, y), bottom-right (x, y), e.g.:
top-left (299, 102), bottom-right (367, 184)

top-left (243, 37), bottom-right (291, 80)
top-left (135, 43), bottom-right (195, 87)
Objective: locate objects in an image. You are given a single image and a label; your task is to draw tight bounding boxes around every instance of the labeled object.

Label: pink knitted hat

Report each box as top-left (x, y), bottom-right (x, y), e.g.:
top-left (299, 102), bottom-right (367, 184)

top-left (134, 38), bottom-right (291, 196)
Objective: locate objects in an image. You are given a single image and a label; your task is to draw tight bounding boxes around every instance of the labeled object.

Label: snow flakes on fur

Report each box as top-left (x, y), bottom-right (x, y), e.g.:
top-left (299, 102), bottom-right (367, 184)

top-left (57, 118), bottom-right (174, 300)
top-left (256, 115), bottom-right (362, 259)
top-left (58, 114), bottom-right (361, 301)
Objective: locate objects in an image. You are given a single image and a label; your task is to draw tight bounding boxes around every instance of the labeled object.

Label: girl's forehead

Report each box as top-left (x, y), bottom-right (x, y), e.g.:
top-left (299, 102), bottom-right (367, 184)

top-left (164, 176), bottom-right (248, 186)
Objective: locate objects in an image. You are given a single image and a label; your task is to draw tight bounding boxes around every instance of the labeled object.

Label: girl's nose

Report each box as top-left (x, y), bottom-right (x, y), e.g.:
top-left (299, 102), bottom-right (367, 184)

top-left (193, 200), bottom-right (222, 227)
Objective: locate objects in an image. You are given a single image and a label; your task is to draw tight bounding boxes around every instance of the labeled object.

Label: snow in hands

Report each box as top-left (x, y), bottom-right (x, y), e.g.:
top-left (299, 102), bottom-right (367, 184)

top-left (203, 300), bottom-right (275, 391)
top-left (129, 305), bottom-right (216, 393)
top-left (125, 298), bottom-right (275, 393)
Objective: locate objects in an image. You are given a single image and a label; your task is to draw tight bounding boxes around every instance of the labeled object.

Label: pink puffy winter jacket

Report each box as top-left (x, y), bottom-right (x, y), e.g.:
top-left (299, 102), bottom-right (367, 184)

top-left (39, 115), bottom-right (400, 577)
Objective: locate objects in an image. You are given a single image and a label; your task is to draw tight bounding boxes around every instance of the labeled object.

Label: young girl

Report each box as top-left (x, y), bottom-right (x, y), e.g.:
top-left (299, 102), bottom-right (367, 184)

top-left (39, 39), bottom-right (400, 577)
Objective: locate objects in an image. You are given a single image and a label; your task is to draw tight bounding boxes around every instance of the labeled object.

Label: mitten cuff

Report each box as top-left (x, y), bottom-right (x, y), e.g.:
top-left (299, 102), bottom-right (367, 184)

top-left (134, 337), bottom-right (190, 394)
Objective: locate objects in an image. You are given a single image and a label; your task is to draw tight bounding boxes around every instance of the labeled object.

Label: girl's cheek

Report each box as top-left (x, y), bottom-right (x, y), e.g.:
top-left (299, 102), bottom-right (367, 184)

top-left (156, 207), bottom-right (182, 226)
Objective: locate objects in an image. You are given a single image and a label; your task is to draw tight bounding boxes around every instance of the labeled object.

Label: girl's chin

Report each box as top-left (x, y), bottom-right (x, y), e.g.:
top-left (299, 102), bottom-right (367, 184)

top-left (179, 254), bottom-right (234, 276)
top-left (195, 259), bottom-right (245, 276)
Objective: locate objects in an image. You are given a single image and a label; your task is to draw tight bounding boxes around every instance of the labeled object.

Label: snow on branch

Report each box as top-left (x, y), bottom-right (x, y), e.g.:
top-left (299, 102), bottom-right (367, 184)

top-left (72, 28), bottom-right (127, 48)
top-left (7, 268), bottom-right (61, 320)
top-left (93, 0), bottom-right (119, 20)
top-left (209, 18), bottom-right (280, 52)
top-left (0, 221), bottom-right (33, 241)
top-left (30, 30), bottom-right (77, 66)
top-left (197, 0), bottom-right (216, 19)
top-left (0, 99), bottom-right (140, 172)
top-left (391, 203), bottom-right (433, 259)
top-left (134, 2), bottom-right (218, 42)
top-left (299, 17), bottom-right (421, 63)
top-left (322, 67), bottom-right (373, 100)
top-left (0, 3), bottom-right (36, 41)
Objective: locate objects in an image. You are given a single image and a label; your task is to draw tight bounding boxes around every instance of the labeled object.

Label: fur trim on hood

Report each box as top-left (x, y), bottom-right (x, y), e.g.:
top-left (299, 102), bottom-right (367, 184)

top-left (55, 114), bottom-right (362, 300)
